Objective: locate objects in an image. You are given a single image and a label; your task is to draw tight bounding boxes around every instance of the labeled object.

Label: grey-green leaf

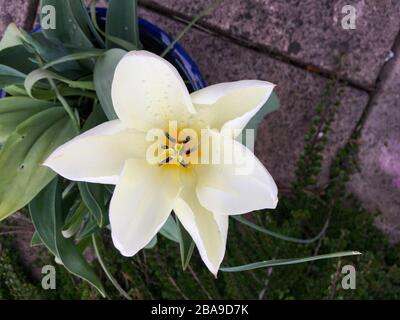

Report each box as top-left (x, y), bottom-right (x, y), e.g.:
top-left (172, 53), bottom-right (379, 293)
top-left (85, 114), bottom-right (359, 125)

top-left (177, 217), bottom-right (195, 270)
top-left (0, 97), bottom-right (55, 145)
top-left (40, 0), bottom-right (93, 50)
top-left (232, 215), bottom-right (330, 244)
top-left (24, 69), bottom-right (95, 98)
top-left (78, 182), bottom-right (107, 227)
top-left (93, 48), bottom-right (126, 120)
top-left (0, 107), bottom-right (75, 221)
top-left (30, 231), bottom-right (43, 247)
top-left (0, 64), bottom-right (26, 88)
top-left (159, 215), bottom-right (180, 243)
top-left (220, 251), bottom-right (362, 272)
top-left (106, 0), bottom-right (141, 49)
top-left (0, 45), bottom-right (37, 74)
top-left (241, 92), bottom-right (279, 147)
top-left (145, 235), bottom-right (158, 249)
top-left (29, 179), bottom-right (106, 296)
top-left (0, 23), bottom-right (23, 50)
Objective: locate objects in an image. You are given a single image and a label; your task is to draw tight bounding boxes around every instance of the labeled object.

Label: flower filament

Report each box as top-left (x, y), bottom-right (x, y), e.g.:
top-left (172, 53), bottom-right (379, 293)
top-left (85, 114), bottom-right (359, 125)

top-left (158, 131), bottom-right (195, 168)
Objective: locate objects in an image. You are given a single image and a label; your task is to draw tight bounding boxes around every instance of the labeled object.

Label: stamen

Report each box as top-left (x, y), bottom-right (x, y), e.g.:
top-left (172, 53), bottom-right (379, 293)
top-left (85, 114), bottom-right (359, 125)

top-left (181, 146), bottom-right (197, 156)
top-left (159, 156), bottom-right (173, 166)
top-left (185, 147), bottom-right (197, 156)
top-left (179, 136), bottom-right (191, 144)
top-left (160, 144), bottom-right (169, 149)
top-left (164, 132), bottom-right (176, 144)
top-left (179, 160), bottom-right (189, 168)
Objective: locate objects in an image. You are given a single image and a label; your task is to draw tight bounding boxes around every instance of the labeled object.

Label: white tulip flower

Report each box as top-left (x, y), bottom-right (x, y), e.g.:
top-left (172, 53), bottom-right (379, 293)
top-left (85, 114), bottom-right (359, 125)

top-left (44, 50), bottom-right (278, 275)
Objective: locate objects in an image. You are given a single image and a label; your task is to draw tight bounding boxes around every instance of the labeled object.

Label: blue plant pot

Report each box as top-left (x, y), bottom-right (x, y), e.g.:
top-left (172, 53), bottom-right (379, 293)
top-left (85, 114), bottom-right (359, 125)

top-left (0, 8), bottom-right (205, 98)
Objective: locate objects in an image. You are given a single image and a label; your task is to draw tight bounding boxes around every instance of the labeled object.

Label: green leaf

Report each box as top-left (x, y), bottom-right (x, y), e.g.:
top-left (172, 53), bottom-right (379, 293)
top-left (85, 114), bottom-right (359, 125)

top-left (0, 107), bottom-right (75, 221)
top-left (232, 215), bottom-right (330, 244)
top-left (176, 217), bottom-right (195, 270)
top-left (69, 0), bottom-right (92, 39)
top-left (246, 92), bottom-right (279, 132)
top-left (159, 215), bottom-right (180, 243)
top-left (41, 50), bottom-right (105, 70)
top-left (83, 100), bottom-right (108, 130)
top-left (0, 23), bottom-right (23, 50)
top-left (30, 231), bottom-right (43, 247)
top-left (70, 0), bottom-right (104, 48)
top-left (0, 97), bottom-right (55, 145)
top-left (241, 92), bottom-right (279, 147)
top-left (20, 30), bottom-right (84, 75)
top-left (0, 64), bottom-right (26, 88)
top-left (145, 235), bottom-right (158, 249)
top-left (220, 251), bottom-right (362, 272)
top-left (62, 201), bottom-right (87, 238)
top-left (93, 48), bottom-right (126, 120)
top-left (78, 182), bottom-right (107, 227)
top-left (29, 179), bottom-right (106, 296)
top-left (106, 0), bottom-right (141, 49)
top-left (24, 69), bottom-right (95, 98)
top-left (40, 0), bottom-right (93, 50)
top-left (0, 45), bottom-right (37, 74)
top-left (89, 1), bottom-right (137, 52)
top-left (77, 216), bottom-right (102, 241)
top-left (5, 84), bottom-right (97, 100)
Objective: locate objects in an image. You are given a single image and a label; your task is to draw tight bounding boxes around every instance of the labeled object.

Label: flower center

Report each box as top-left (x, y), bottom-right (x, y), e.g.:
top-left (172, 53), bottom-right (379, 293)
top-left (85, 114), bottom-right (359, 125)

top-left (158, 131), bottom-right (197, 168)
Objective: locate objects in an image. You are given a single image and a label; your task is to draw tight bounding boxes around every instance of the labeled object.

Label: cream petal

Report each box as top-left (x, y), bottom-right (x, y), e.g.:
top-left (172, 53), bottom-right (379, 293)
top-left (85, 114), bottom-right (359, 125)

top-left (111, 50), bottom-right (195, 131)
top-left (110, 159), bottom-right (181, 256)
top-left (191, 80), bottom-right (275, 135)
top-left (43, 120), bottom-right (148, 184)
top-left (195, 131), bottom-right (278, 214)
top-left (174, 185), bottom-right (228, 275)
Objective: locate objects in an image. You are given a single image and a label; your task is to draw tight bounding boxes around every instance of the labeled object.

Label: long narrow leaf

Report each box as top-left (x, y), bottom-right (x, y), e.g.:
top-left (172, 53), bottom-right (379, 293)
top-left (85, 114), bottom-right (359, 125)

top-left (93, 48), bottom-right (126, 119)
top-left (176, 217), bottom-right (195, 270)
top-left (233, 215), bottom-right (329, 244)
top-left (89, 1), bottom-right (137, 51)
top-left (41, 50), bottom-right (105, 70)
top-left (29, 179), bottom-right (106, 296)
top-left (24, 69), bottom-right (95, 98)
top-left (220, 251), bottom-right (361, 272)
top-left (106, 0), bottom-right (141, 49)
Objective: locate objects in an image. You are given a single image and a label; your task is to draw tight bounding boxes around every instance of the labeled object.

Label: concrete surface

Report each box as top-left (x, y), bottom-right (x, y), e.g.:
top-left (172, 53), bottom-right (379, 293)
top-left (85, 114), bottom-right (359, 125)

top-left (0, 0), bottom-right (38, 36)
top-left (349, 35), bottom-right (400, 242)
top-left (139, 0), bottom-right (400, 88)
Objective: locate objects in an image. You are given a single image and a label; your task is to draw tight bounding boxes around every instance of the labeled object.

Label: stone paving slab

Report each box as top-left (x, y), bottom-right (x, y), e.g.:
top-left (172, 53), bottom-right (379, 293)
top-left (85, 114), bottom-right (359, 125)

top-left (348, 36), bottom-right (400, 243)
top-left (0, 0), bottom-right (38, 36)
top-left (139, 7), bottom-right (369, 188)
top-left (140, 0), bottom-right (400, 88)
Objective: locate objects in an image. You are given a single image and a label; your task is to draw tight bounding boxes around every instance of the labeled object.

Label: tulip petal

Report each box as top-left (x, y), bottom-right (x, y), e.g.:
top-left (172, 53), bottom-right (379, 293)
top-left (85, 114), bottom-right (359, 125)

top-left (44, 120), bottom-right (148, 184)
top-left (195, 131), bottom-right (278, 215)
top-left (191, 80), bottom-right (275, 136)
top-left (174, 185), bottom-right (228, 275)
top-left (111, 50), bottom-right (195, 131)
top-left (110, 159), bottom-right (181, 256)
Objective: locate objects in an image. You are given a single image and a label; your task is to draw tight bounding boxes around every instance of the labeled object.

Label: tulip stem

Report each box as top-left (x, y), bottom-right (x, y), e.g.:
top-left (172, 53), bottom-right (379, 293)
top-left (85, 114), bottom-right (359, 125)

top-left (92, 234), bottom-right (132, 300)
